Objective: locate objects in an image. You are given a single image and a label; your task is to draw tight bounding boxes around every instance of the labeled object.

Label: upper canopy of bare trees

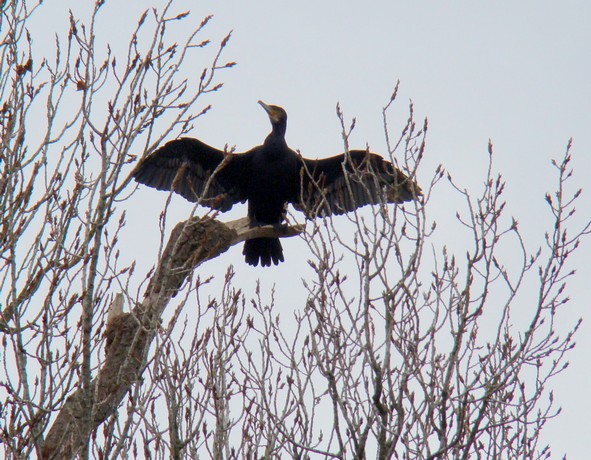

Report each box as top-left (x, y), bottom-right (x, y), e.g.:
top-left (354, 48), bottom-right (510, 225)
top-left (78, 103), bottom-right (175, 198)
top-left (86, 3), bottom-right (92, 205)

top-left (1, 1), bottom-right (589, 459)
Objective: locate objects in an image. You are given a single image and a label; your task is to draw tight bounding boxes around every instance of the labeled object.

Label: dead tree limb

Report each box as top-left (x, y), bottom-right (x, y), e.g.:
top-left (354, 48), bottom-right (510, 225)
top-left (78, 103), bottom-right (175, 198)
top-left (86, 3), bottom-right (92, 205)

top-left (41, 216), bottom-right (303, 459)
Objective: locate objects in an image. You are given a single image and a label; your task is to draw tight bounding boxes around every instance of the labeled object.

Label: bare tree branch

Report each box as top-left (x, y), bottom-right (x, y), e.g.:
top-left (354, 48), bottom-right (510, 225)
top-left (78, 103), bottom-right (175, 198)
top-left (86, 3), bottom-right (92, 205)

top-left (1, 2), bottom-right (588, 459)
top-left (40, 217), bottom-right (302, 459)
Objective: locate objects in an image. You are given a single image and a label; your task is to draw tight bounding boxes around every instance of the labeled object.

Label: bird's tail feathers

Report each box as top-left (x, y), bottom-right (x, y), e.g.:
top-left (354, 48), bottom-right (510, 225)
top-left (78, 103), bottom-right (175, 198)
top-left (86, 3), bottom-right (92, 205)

top-left (243, 238), bottom-right (284, 267)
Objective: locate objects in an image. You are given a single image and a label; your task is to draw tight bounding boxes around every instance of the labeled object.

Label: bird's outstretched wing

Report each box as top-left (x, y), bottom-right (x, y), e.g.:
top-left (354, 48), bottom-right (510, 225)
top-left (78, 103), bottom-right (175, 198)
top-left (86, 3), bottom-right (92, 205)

top-left (294, 150), bottom-right (420, 218)
top-left (133, 137), bottom-right (252, 211)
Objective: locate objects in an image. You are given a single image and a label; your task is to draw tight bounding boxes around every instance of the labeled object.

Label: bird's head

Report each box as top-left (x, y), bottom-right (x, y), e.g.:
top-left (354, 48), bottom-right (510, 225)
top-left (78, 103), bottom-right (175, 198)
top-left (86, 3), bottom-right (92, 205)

top-left (258, 100), bottom-right (287, 130)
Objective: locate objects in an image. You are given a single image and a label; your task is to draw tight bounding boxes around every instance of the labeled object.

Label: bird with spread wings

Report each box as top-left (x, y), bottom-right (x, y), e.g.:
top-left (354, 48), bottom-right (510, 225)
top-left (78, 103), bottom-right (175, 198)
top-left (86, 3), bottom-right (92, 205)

top-left (133, 101), bottom-right (420, 267)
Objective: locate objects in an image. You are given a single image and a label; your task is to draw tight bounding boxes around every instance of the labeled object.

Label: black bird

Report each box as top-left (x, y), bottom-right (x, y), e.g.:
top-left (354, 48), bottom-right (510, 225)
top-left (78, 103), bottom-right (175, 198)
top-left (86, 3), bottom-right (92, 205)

top-left (133, 101), bottom-right (420, 266)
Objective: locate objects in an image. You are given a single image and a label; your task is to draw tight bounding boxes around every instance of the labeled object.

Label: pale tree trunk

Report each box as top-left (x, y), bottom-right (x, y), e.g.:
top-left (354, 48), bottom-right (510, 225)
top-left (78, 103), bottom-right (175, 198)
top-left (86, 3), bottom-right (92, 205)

top-left (41, 217), bottom-right (302, 459)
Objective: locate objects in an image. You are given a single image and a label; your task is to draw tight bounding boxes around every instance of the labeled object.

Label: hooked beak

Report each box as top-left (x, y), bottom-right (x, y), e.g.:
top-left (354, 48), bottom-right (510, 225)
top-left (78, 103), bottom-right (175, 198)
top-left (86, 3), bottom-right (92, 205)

top-left (258, 100), bottom-right (279, 123)
top-left (258, 100), bottom-right (271, 114)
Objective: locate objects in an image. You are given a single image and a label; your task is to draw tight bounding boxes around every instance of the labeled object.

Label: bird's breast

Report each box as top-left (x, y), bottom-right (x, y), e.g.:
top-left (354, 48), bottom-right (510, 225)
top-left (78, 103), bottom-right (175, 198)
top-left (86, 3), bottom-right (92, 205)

top-left (245, 150), bottom-right (300, 223)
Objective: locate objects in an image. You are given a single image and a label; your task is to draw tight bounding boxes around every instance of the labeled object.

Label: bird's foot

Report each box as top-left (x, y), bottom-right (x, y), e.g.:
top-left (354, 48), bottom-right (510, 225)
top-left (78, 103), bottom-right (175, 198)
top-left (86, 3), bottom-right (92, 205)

top-left (273, 223), bottom-right (289, 232)
top-left (247, 218), bottom-right (287, 231)
top-left (248, 217), bottom-right (263, 228)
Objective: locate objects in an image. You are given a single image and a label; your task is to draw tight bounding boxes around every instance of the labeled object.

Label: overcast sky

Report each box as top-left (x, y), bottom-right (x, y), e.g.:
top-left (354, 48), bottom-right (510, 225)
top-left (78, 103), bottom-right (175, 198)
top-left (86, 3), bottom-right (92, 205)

top-left (189, 2), bottom-right (590, 456)
top-left (37, 1), bottom-right (591, 457)
top-left (141, 1), bottom-right (591, 457)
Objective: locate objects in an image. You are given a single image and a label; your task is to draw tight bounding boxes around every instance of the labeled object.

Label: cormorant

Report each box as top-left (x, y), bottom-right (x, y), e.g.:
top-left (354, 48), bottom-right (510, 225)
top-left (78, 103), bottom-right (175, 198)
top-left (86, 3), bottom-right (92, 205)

top-left (133, 101), bottom-right (420, 266)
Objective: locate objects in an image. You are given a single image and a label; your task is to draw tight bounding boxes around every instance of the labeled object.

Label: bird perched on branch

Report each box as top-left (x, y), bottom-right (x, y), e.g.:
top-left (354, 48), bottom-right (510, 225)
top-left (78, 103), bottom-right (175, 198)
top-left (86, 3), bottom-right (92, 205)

top-left (133, 101), bottom-right (420, 267)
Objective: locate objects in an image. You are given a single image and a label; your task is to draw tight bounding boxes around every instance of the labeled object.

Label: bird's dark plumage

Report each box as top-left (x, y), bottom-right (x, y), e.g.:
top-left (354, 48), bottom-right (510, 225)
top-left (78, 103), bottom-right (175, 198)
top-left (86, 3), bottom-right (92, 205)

top-left (133, 101), bottom-right (420, 266)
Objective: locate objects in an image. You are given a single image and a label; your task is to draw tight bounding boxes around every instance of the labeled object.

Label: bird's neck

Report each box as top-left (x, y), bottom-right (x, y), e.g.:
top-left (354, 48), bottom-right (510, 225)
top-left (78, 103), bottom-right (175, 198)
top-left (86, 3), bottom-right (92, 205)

top-left (264, 123), bottom-right (287, 148)
top-left (264, 133), bottom-right (287, 150)
top-left (272, 121), bottom-right (287, 138)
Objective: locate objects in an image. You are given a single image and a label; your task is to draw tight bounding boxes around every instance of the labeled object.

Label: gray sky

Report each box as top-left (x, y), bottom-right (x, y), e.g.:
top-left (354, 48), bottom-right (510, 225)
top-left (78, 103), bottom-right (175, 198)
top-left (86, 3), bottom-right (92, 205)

top-left (185, 3), bottom-right (591, 456)
top-left (40, 0), bottom-right (591, 457)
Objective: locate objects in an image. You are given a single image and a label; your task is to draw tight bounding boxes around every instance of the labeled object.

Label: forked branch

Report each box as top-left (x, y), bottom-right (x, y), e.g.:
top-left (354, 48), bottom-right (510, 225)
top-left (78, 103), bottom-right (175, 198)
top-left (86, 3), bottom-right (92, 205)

top-left (41, 217), bottom-right (302, 459)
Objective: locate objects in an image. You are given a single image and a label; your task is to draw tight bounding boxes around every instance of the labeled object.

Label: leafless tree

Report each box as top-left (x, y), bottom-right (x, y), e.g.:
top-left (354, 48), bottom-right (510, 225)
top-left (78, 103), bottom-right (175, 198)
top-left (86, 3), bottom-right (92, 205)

top-left (1, 1), bottom-right (589, 459)
top-left (0, 1), bottom-right (236, 457)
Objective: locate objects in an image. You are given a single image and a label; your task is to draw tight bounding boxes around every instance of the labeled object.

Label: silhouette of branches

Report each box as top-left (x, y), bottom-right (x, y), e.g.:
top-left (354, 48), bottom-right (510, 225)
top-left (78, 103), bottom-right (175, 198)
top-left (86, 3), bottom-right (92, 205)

top-left (0, 2), bottom-right (588, 459)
